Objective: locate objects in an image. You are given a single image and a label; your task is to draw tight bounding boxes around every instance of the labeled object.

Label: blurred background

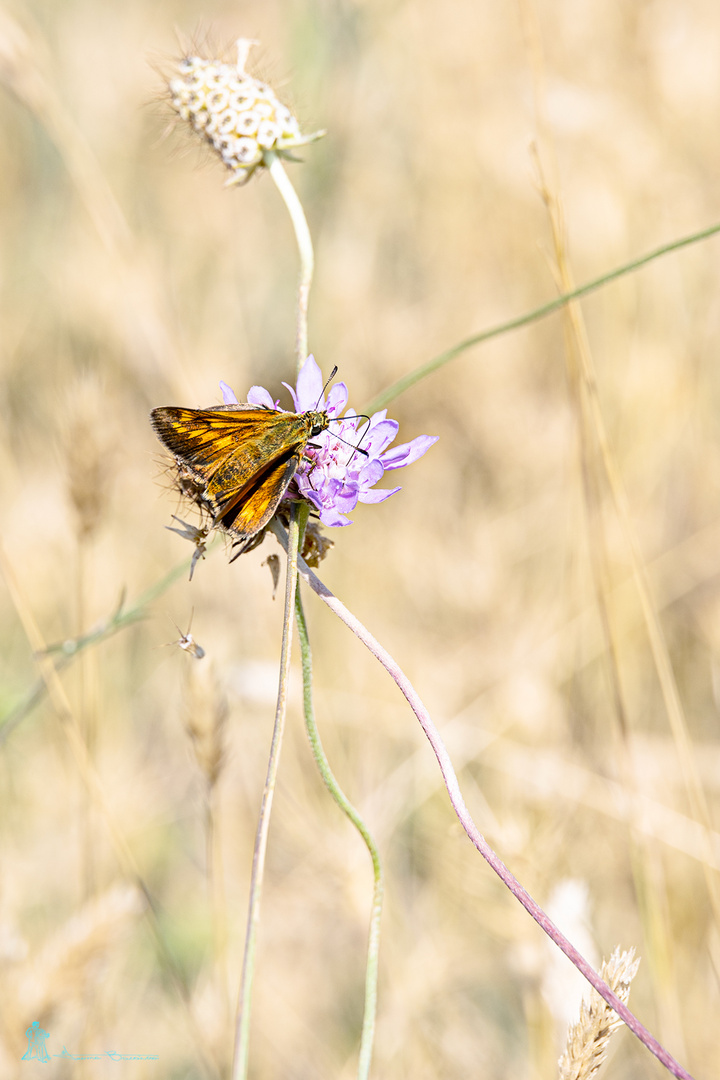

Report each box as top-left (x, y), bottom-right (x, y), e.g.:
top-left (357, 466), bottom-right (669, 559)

top-left (0, 0), bottom-right (719, 1076)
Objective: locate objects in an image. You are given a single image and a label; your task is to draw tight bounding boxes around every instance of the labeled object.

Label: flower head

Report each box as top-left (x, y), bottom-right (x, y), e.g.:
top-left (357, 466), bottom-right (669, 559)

top-left (167, 39), bottom-right (324, 184)
top-left (222, 356), bottom-right (438, 529)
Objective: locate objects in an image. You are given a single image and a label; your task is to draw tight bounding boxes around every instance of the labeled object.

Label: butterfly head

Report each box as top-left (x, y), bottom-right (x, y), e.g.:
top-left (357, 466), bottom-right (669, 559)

top-left (308, 410), bottom-right (332, 438)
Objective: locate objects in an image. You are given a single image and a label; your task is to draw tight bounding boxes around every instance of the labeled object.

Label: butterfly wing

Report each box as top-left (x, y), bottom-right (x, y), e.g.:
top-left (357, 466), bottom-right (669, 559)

top-left (151, 405), bottom-right (309, 539)
top-left (151, 406), bottom-right (275, 479)
top-left (218, 446), bottom-right (302, 538)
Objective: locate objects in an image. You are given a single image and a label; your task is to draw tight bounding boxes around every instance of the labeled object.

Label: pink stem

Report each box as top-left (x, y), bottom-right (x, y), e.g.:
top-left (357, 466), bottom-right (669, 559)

top-left (273, 526), bottom-right (696, 1080)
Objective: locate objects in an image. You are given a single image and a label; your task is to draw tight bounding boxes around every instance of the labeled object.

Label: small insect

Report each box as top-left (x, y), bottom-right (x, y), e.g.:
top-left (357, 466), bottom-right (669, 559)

top-left (165, 611), bottom-right (205, 659)
top-left (165, 515), bottom-right (209, 580)
top-left (151, 368), bottom-right (360, 543)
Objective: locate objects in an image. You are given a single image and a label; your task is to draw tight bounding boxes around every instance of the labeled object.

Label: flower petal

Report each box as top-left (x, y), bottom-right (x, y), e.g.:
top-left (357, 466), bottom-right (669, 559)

top-left (318, 506), bottom-right (352, 527)
top-left (381, 434), bottom-right (438, 469)
top-left (300, 487), bottom-right (323, 511)
top-left (358, 459), bottom-right (384, 487)
top-left (326, 383), bottom-right (349, 416)
top-left (220, 381), bottom-right (238, 404)
top-left (362, 419), bottom-right (400, 456)
top-left (282, 381), bottom-right (300, 410)
top-left (333, 485), bottom-right (360, 514)
top-left (295, 355), bottom-right (324, 409)
top-left (247, 385), bottom-right (277, 408)
top-left (358, 485), bottom-right (401, 504)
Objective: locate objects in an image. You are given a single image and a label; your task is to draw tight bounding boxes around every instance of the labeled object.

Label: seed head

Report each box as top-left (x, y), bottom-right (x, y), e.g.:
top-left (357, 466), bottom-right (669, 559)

top-left (558, 947), bottom-right (641, 1080)
top-left (182, 662), bottom-right (228, 790)
top-left (167, 38), bottom-right (324, 184)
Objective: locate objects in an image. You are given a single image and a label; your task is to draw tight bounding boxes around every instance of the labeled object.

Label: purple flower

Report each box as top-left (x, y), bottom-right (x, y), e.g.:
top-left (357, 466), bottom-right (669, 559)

top-left (221, 356), bottom-right (437, 528)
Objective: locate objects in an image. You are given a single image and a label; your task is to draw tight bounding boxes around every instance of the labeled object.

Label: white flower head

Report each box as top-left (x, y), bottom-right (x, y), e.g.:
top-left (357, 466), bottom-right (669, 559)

top-left (167, 39), bottom-right (325, 184)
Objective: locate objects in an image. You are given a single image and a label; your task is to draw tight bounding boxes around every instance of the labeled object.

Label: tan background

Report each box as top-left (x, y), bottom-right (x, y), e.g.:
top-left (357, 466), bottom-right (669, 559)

top-left (0, 0), bottom-right (718, 1076)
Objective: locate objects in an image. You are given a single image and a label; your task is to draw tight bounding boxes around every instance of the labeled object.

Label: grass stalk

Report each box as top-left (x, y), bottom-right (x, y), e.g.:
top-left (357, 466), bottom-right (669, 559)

top-left (0, 539), bottom-right (220, 1078)
top-left (295, 589), bottom-right (383, 1080)
top-left (232, 503), bottom-right (303, 1080)
top-left (364, 219), bottom-right (720, 415)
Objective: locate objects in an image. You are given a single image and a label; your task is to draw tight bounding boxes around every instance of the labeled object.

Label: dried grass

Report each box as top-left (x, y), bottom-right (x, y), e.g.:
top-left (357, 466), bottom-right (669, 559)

top-left (559, 948), bottom-right (641, 1080)
top-left (0, 0), bottom-right (718, 1075)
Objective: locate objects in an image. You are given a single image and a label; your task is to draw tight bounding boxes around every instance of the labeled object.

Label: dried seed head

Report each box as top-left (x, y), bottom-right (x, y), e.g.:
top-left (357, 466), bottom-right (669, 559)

top-left (558, 947), bottom-right (641, 1080)
top-left (301, 520), bottom-right (334, 567)
top-left (16, 886), bottom-right (142, 1028)
top-left (182, 662), bottom-right (228, 790)
top-left (167, 38), bottom-right (324, 184)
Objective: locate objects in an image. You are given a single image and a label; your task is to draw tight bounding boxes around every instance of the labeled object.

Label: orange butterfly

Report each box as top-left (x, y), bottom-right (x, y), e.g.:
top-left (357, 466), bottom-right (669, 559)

top-left (151, 402), bottom-right (330, 542)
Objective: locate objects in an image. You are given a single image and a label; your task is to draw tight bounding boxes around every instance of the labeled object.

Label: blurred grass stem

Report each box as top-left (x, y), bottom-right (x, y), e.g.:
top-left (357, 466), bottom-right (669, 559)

top-left (527, 93), bottom-right (690, 1065)
top-left (295, 590), bottom-right (383, 1080)
top-left (520, 3), bottom-right (720, 953)
top-left (0, 9), bottom-right (184, 392)
top-left (0, 554), bottom-right (198, 744)
top-left (265, 151), bottom-right (314, 373)
top-left (232, 503), bottom-right (304, 1080)
top-left (0, 539), bottom-right (219, 1078)
top-left (207, 785), bottom-right (230, 1028)
top-left (520, 1), bottom-right (696, 1049)
top-left (365, 219), bottom-right (720, 414)
top-left (75, 533), bottom-right (98, 900)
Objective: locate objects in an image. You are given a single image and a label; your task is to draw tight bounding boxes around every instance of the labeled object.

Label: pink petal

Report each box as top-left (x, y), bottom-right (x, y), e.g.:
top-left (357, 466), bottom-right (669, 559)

top-left (247, 385), bottom-right (277, 409)
top-left (220, 381), bottom-right (238, 404)
top-left (358, 486), bottom-right (401, 504)
top-left (295, 355), bottom-right (324, 409)
top-left (381, 434), bottom-right (438, 469)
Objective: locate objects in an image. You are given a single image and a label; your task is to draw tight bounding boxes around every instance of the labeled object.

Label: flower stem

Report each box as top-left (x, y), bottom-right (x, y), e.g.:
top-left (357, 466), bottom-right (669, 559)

top-left (268, 520), bottom-right (696, 1080)
top-left (265, 151), bottom-right (314, 374)
top-left (295, 588), bottom-right (383, 1080)
top-left (232, 504), bottom-right (302, 1080)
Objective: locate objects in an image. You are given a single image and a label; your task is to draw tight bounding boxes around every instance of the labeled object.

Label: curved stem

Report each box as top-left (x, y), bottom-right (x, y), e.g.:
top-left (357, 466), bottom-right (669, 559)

top-left (266, 151), bottom-right (314, 374)
top-left (268, 520), bottom-right (696, 1080)
top-left (232, 505), bottom-right (302, 1080)
top-left (295, 589), bottom-right (383, 1080)
top-left (364, 219), bottom-right (720, 413)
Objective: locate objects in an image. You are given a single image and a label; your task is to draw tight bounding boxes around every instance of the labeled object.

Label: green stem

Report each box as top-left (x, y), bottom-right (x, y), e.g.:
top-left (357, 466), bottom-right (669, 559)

top-left (266, 151), bottom-right (315, 374)
top-left (231, 504), bottom-right (303, 1080)
top-left (295, 588), bottom-right (383, 1080)
top-left (364, 219), bottom-right (720, 413)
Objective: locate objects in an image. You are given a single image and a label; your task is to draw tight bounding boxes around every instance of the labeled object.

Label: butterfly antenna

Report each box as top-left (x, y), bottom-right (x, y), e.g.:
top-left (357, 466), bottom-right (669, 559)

top-left (327, 429), bottom-right (370, 460)
top-left (315, 365), bottom-right (338, 408)
top-left (353, 414), bottom-right (372, 439)
top-left (336, 413), bottom-right (373, 464)
top-left (315, 369), bottom-right (371, 460)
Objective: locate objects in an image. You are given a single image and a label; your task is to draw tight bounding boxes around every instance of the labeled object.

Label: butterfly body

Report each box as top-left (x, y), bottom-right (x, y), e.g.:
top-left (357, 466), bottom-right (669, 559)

top-left (151, 403), bottom-right (330, 540)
